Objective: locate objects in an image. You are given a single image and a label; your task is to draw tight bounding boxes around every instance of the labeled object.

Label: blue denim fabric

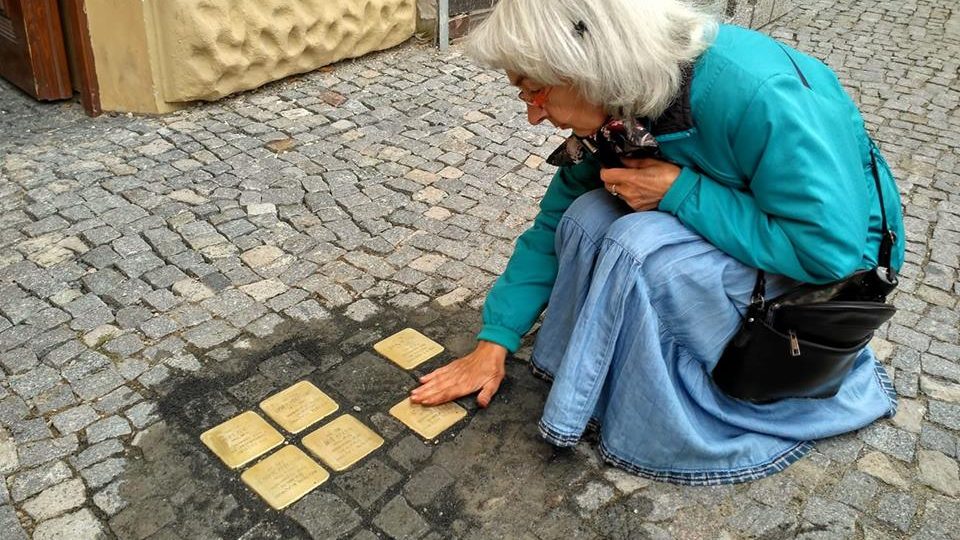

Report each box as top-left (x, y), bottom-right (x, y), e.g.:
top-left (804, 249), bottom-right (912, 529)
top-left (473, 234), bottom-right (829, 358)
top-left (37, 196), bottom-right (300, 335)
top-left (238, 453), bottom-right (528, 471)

top-left (532, 189), bottom-right (897, 485)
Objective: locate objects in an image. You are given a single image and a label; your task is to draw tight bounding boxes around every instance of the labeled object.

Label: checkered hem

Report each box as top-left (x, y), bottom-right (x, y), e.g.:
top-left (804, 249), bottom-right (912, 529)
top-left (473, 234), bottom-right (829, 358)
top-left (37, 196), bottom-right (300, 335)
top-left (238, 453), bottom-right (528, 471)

top-left (597, 439), bottom-right (816, 486)
top-left (873, 357), bottom-right (898, 417)
top-left (537, 419), bottom-right (581, 447)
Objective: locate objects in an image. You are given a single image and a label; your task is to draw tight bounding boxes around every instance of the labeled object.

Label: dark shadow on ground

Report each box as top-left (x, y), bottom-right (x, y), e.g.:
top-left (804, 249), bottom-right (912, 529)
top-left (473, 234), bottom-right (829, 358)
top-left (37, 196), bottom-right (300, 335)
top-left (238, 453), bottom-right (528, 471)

top-left (105, 305), bottom-right (659, 539)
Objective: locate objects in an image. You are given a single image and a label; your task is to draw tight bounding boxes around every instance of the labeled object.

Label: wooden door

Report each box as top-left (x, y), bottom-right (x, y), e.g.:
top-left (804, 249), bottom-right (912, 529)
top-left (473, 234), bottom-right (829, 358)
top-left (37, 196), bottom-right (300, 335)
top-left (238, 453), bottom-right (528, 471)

top-left (0, 0), bottom-right (72, 100)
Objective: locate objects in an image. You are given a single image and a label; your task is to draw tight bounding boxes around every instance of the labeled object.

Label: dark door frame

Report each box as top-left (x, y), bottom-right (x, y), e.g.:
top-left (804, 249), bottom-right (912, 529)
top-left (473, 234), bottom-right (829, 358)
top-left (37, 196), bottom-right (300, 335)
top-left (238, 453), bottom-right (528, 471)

top-left (61, 0), bottom-right (100, 116)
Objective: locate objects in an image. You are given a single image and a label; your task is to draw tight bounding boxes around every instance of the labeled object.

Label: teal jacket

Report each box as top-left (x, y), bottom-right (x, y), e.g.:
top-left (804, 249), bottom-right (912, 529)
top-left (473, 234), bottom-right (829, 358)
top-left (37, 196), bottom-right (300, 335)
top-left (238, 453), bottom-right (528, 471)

top-left (478, 25), bottom-right (906, 353)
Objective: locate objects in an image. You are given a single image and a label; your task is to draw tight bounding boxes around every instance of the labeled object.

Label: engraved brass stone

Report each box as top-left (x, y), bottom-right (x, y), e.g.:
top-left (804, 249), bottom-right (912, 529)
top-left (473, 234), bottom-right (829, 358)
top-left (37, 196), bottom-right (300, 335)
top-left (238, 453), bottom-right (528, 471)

top-left (200, 411), bottom-right (285, 469)
top-left (301, 414), bottom-right (384, 471)
top-left (241, 445), bottom-right (329, 510)
top-left (260, 380), bottom-right (339, 433)
top-left (373, 328), bottom-right (444, 370)
top-left (389, 397), bottom-right (467, 440)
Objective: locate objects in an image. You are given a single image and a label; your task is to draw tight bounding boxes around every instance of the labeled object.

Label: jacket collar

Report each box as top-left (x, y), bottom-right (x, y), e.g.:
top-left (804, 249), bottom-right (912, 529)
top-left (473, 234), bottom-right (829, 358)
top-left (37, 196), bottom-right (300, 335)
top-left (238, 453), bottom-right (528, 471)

top-left (544, 63), bottom-right (695, 167)
top-left (649, 63), bottom-right (695, 136)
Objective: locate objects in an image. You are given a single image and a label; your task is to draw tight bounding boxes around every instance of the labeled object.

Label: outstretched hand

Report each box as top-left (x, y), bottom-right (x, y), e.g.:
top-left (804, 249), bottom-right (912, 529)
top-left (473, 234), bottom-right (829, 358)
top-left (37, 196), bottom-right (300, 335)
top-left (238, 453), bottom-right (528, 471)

top-left (600, 157), bottom-right (681, 211)
top-left (409, 341), bottom-right (508, 408)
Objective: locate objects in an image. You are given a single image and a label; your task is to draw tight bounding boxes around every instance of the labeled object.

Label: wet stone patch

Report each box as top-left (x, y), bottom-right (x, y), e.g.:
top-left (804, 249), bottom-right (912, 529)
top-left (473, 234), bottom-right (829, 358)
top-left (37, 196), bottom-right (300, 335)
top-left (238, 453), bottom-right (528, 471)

top-left (104, 303), bottom-right (690, 539)
top-left (110, 306), bottom-right (482, 538)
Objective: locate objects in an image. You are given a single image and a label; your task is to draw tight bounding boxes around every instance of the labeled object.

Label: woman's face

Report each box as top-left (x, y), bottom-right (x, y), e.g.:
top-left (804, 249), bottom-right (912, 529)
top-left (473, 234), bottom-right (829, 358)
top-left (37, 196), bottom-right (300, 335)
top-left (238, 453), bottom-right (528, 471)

top-left (508, 72), bottom-right (607, 137)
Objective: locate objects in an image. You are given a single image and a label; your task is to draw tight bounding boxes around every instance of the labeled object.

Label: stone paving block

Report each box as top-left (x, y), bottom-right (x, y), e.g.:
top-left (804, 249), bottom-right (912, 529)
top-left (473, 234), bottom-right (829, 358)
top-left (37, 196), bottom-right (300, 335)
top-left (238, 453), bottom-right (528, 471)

top-left (183, 319), bottom-right (240, 349)
top-left (143, 265), bottom-right (188, 288)
top-left (124, 401), bottom-right (159, 429)
top-left (928, 400), bottom-right (960, 430)
top-left (287, 492), bottom-right (362, 539)
top-left (92, 480), bottom-right (127, 516)
top-left (245, 313), bottom-right (284, 338)
top-left (919, 423), bottom-right (958, 458)
top-left (876, 491), bottom-right (917, 532)
top-left (52, 405), bottom-right (99, 434)
top-left (32, 384), bottom-right (79, 415)
top-left (103, 333), bottom-right (145, 357)
top-left (860, 423), bottom-right (917, 462)
top-left (0, 504), bottom-right (28, 540)
top-left (22, 477), bottom-right (86, 521)
top-left (86, 416), bottom-right (132, 444)
top-left (18, 435), bottom-right (79, 468)
top-left (142, 289), bottom-right (182, 312)
top-left (1, 347), bottom-right (39, 374)
top-left (115, 306), bottom-right (152, 330)
top-left (334, 458), bottom-right (403, 508)
top-left (373, 495), bottom-right (431, 540)
top-left (403, 464), bottom-right (454, 508)
top-left (9, 460), bottom-right (72, 501)
top-left (74, 368), bottom-right (126, 401)
top-left (0, 427), bottom-right (20, 475)
top-left (387, 434), bottom-right (434, 472)
top-left (11, 417), bottom-right (52, 444)
top-left (70, 439), bottom-right (124, 471)
top-left (917, 449), bottom-right (960, 496)
top-left (33, 508), bottom-right (107, 540)
top-left (239, 278), bottom-right (288, 302)
top-left (327, 352), bottom-right (414, 411)
top-left (140, 316), bottom-right (180, 340)
top-left (9, 365), bottom-right (61, 399)
top-left (81, 456), bottom-right (127, 489)
top-left (801, 496), bottom-right (857, 537)
top-left (284, 299), bottom-right (331, 324)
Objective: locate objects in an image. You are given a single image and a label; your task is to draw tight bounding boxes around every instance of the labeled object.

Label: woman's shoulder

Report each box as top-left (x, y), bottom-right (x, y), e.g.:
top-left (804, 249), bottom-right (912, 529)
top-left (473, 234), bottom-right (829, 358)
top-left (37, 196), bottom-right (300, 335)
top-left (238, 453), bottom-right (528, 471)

top-left (693, 25), bottom-right (797, 95)
top-left (689, 25), bottom-right (830, 131)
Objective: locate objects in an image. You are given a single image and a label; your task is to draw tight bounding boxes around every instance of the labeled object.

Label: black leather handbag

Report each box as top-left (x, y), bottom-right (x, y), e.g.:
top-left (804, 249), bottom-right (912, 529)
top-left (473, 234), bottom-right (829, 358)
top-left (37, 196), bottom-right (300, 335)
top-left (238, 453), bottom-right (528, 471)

top-left (711, 150), bottom-right (899, 403)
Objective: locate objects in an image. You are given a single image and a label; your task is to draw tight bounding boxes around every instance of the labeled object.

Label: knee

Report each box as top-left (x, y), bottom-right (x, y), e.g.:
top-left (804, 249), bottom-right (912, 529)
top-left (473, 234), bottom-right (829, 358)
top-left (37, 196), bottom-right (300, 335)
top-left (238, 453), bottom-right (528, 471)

top-left (603, 212), bottom-right (680, 246)
top-left (559, 189), bottom-right (627, 245)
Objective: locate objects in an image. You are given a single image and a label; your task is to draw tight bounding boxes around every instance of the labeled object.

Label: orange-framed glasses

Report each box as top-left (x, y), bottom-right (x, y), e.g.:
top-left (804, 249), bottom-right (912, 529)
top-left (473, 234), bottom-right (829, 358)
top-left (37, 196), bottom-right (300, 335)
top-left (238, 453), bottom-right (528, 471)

top-left (518, 86), bottom-right (550, 108)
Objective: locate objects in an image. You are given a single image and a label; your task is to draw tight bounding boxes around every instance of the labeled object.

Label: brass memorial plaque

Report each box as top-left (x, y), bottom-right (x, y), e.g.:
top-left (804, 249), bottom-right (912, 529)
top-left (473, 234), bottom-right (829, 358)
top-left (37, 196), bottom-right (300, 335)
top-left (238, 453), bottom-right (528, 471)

top-left (241, 445), bottom-right (329, 510)
top-left (260, 381), bottom-right (339, 433)
top-left (200, 411), bottom-right (285, 469)
top-left (389, 397), bottom-right (467, 440)
top-left (301, 414), bottom-right (384, 471)
top-left (373, 328), bottom-right (444, 370)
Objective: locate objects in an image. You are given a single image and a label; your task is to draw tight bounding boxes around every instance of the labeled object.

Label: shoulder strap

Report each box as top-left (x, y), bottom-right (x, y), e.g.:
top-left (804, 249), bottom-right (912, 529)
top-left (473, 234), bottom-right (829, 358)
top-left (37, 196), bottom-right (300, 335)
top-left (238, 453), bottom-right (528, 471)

top-left (750, 45), bottom-right (896, 298)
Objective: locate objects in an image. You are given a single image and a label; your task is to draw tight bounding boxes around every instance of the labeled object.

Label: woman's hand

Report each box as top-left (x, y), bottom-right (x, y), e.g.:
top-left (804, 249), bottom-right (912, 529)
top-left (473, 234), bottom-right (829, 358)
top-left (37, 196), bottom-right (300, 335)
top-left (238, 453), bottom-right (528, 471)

top-left (409, 341), bottom-right (508, 408)
top-left (600, 157), bottom-right (682, 211)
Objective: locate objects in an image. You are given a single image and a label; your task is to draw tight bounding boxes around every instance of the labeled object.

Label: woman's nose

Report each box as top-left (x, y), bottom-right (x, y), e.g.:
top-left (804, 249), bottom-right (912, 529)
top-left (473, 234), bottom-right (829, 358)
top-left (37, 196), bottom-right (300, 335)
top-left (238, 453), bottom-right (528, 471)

top-left (526, 104), bottom-right (548, 125)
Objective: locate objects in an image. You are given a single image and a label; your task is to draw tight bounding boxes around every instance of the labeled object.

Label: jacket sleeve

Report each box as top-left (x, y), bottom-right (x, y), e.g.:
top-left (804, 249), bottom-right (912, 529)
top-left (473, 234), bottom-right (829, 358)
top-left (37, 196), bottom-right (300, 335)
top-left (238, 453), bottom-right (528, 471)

top-left (477, 156), bottom-right (601, 352)
top-left (658, 73), bottom-right (869, 284)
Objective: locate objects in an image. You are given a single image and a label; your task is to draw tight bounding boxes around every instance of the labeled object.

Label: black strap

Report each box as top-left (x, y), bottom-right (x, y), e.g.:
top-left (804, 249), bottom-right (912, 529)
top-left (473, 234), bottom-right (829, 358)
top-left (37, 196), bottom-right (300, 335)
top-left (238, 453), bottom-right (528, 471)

top-left (751, 46), bottom-right (896, 301)
top-left (778, 44), bottom-right (811, 89)
top-left (870, 149), bottom-right (895, 271)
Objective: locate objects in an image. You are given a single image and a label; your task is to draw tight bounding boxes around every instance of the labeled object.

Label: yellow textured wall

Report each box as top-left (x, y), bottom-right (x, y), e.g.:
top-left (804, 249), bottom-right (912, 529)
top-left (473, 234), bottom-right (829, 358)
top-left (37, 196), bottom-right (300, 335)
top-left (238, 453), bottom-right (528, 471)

top-left (150, 0), bottom-right (416, 103)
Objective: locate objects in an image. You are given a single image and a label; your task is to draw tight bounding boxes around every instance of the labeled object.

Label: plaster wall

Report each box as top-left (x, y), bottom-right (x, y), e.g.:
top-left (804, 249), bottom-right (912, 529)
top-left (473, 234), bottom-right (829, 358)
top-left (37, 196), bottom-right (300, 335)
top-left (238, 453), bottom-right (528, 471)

top-left (86, 0), bottom-right (415, 112)
top-left (151, 0), bottom-right (416, 103)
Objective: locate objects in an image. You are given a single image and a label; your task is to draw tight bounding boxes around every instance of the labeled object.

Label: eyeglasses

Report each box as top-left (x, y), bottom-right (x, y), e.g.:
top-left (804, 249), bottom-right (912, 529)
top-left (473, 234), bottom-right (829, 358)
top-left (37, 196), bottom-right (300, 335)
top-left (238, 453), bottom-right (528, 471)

top-left (517, 86), bottom-right (550, 108)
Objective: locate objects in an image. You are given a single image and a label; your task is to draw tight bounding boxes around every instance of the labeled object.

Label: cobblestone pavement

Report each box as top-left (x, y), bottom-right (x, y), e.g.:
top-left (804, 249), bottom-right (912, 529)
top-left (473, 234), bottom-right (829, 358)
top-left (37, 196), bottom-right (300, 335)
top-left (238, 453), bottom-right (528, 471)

top-left (1, 0), bottom-right (958, 538)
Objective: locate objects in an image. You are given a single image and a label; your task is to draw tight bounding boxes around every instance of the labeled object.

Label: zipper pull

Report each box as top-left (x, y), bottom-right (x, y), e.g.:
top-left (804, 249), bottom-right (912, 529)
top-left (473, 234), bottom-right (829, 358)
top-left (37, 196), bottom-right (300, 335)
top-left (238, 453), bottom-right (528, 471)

top-left (789, 330), bottom-right (801, 357)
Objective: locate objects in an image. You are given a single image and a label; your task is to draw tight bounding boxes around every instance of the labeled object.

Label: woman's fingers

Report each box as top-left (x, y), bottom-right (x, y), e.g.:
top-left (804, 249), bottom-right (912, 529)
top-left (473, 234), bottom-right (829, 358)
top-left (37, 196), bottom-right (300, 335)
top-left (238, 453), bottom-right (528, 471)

top-left (409, 345), bottom-right (507, 406)
top-left (476, 376), bottom-right (502, 408)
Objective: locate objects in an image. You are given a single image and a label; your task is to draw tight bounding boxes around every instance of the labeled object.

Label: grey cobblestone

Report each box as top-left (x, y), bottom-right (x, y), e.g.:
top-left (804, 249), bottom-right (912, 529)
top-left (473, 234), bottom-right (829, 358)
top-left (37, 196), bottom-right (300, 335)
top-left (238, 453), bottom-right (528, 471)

top-left (85, 416), bottom-right (132, 444)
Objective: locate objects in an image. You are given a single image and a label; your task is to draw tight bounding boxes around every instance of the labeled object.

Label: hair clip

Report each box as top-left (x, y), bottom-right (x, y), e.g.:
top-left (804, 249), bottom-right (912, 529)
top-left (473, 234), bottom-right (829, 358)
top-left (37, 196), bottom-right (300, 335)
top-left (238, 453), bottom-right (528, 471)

top-left (573, 20), bottom-right (588, 38)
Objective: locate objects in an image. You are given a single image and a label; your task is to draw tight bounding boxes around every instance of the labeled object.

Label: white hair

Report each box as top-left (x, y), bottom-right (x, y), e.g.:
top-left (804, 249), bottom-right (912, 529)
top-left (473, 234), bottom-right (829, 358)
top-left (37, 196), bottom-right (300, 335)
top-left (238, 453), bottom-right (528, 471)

top-left (465, 0), bottom-right (719, 119)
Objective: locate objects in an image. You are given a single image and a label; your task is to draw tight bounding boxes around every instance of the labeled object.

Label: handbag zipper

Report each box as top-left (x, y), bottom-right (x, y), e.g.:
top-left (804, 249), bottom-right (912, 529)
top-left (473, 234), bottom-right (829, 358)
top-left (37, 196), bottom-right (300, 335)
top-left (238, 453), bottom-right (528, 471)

top-left (789, 330), bottom-right (801, 356)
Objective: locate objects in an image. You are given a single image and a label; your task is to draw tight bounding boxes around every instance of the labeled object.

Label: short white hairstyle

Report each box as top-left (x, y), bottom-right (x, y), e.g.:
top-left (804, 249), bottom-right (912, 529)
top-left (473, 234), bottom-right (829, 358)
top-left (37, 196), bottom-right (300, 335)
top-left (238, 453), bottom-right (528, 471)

top-left (466, 0), bottom-right (719, 119)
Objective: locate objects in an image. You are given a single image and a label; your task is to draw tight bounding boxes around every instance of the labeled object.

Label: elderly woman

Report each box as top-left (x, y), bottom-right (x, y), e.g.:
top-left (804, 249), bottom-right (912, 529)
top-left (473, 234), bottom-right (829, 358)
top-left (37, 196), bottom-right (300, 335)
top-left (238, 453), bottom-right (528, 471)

top-left (410, 0), bottom-right (905, 484)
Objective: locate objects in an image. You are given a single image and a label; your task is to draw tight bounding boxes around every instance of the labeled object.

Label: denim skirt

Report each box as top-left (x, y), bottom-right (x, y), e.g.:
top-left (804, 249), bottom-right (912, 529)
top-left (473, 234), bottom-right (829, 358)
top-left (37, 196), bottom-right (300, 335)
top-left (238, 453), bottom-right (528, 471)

top-left (531, 189), bottom-right (897, 485)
